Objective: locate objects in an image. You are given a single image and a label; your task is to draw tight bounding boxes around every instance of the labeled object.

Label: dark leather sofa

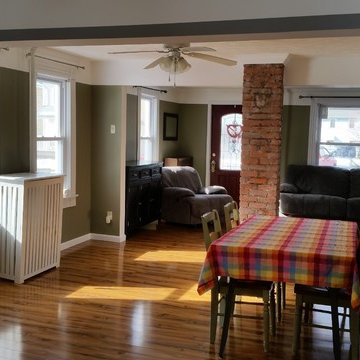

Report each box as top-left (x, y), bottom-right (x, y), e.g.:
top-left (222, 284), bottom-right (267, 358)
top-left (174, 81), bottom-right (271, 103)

top-left (280, 164), bottom-right (360, 222)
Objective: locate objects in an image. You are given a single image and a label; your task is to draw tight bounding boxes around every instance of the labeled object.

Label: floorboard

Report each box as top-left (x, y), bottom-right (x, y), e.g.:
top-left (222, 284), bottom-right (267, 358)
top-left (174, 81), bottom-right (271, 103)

top-left (0, 223), bottom-right (352, 359)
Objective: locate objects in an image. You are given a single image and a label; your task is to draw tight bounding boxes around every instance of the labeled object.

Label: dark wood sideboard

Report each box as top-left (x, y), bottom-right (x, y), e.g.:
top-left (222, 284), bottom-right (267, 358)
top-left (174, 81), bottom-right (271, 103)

top-left (125, 161), bottom-right (163, 236)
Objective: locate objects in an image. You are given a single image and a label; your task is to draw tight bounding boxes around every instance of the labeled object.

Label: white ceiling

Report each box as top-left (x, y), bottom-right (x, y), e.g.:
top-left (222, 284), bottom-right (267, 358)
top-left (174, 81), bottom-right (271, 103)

top-left (52, 36), bottom-right (360, 87)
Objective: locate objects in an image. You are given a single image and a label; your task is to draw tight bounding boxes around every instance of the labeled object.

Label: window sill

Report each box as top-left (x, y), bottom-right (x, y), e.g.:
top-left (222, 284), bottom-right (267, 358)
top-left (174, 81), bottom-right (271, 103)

top-left (63, 194), bottom-right (78, 208)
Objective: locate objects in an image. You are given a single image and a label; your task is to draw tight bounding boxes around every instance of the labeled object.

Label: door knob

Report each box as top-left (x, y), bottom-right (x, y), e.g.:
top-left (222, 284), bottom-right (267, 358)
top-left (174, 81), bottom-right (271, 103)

top-left (211, 160), bottom-right (216, 173)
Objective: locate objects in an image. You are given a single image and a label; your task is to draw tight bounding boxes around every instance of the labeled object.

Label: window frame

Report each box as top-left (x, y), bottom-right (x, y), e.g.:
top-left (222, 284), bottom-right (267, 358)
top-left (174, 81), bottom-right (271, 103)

top-left (137, 92), bottom-right (159, 162)
top-left (30, 56), bottom-right (76, 208)
top-left (308, 98), bottom-right (360, 168)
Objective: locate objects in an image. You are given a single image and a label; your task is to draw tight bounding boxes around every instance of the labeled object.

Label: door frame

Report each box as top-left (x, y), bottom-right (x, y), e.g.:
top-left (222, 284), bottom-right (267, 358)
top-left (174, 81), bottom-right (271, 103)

top-left (205, 101), bottom-right (242, 186)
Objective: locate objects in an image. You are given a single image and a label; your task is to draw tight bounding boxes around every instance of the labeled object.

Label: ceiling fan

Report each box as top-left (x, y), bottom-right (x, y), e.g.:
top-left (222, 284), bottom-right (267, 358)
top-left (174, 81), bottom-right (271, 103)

top-left (108, 43), bottom-right (237, 75)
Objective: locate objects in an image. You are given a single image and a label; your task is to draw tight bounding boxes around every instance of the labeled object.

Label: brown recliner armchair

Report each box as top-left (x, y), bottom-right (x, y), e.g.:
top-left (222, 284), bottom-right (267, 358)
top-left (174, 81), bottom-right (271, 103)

top-left (161, 166), bottom-right (233, 225)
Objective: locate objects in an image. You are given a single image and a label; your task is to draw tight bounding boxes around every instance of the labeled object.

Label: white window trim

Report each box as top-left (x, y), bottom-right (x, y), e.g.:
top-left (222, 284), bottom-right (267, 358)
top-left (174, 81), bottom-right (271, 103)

top-left (137, 89), bottom-right (159, 161)
top-left (29, 52), bottom-right (77, 208)
top-left (308, 97), bottom-right (360, 166)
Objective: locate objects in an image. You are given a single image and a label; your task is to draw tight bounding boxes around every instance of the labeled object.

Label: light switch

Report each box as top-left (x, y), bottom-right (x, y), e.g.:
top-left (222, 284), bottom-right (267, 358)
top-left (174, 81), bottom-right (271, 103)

top-left (110, 124), bottom-right (116, 134)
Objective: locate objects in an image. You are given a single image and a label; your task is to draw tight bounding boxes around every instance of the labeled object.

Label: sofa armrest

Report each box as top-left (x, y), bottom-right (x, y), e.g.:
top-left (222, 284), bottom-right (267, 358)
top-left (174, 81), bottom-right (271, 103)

top-left (163, 187), bottom-right (195, 200)
top-left (280, 182), bottom-right (299, 193)
top-left (198, 185), bottom-right (227, 195)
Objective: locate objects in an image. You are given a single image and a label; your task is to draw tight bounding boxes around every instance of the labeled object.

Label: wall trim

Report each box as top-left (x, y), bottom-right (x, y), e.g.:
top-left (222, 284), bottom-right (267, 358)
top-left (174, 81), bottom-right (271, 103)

top-left (60, 232), bottom-right (126, 252)
top-left (60, 233), bottom-right (91, 251)
top-left (90, 233), bottom-right (126, 243)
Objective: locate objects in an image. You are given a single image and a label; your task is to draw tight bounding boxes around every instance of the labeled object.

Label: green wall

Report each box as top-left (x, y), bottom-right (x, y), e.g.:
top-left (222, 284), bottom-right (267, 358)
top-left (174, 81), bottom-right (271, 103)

top-left (0, 67), bottom-right (29, 173)
top-left (159, 101), bottom-right (208, 183)
top-left (0, 66), bottom-right (312, 242)
top-left (178, 104), bottom-right (208, 183)
top-left (280, 105), bottom-right (310, 180)
top-left (91, 86), bottom-right (122, 235)
top-left (159, 100), bottom-right (181, 161)
top-left (62, 83), bottom-right (92, 242)
top-left (126, 94), bottom-right (138, 161)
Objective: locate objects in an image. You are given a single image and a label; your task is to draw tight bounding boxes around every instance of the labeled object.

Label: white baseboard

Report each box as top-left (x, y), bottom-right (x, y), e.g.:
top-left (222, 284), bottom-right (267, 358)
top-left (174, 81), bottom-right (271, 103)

top-left (90, 233), bottom-right (126, 243)
top-left (60, 232), bottom-right (126, 252)
top-left (60, 233), bottom-right (91, 251)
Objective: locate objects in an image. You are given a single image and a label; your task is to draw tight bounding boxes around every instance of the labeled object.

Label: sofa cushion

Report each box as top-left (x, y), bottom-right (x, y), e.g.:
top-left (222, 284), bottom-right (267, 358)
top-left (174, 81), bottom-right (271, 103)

top-left (199, 185), bottom-right (227, 195)
top-left (280, 193), bottom-right (347, 220)
top-left (284, 164), bottom-right (350, 198)
top-left (185, 194), bottom-right (233, 219)
top-left (162, 166), bottom-right (202, 193)
top-left (280, 183), bottom-right (298, 193)
top-left (349, 169), bottom-right (360, 198)
top-left (347, 197), bottom-right (360, 221)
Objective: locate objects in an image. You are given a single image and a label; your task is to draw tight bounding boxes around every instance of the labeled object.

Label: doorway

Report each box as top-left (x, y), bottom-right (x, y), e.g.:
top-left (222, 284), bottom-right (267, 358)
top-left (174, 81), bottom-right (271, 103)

top-left (210, 105), bottom-right (242, 203)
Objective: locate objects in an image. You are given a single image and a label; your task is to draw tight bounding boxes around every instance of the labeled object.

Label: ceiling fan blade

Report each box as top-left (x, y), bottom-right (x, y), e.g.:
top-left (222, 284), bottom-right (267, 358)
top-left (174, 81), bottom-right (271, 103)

top-left (181, 46), bottom-right (215, 52)
top-left (186, 52), bottom-right (237, 66)
top-left (108, 50), bottom-right (168, 55)
top-left (144, 56), bottom-right (167, 69)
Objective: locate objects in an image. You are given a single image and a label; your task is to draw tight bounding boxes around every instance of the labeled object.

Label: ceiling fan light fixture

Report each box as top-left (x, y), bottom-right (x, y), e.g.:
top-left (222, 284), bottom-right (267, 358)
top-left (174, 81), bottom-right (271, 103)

top-left (159, 55), bottom-right (191, 74)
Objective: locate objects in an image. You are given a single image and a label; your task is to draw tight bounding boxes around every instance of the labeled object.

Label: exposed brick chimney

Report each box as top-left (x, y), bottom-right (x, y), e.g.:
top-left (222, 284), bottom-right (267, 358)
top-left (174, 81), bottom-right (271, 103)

top-left (240, 64), bottom-right (284, 222)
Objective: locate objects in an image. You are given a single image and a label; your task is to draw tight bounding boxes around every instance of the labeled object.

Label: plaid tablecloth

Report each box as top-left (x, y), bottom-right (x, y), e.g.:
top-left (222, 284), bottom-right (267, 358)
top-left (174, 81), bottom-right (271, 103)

top-left (198, 215), bottom-right (360, 310)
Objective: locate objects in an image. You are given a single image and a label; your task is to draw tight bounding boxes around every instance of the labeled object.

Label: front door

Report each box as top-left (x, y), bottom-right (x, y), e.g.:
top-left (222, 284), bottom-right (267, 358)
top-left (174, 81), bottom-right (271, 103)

top-left (210, 105), bottom-right (242, 203)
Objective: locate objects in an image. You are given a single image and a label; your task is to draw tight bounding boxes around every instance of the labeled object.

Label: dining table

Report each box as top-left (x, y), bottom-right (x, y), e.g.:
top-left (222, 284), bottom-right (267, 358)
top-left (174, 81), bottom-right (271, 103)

top-left (197, 215), bottom-right (360, 357)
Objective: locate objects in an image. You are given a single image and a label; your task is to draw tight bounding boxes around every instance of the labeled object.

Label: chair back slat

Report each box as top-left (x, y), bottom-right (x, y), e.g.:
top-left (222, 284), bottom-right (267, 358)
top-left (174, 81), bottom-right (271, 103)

top-left (224, 201), bottom-right (240, 233)
top-left (201, 209), bottom-right (222, 250)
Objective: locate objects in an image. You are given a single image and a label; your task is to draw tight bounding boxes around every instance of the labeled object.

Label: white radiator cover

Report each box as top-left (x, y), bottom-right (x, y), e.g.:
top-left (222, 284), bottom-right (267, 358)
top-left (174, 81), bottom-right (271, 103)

top-left (0, 173), bottom-right (63, 284)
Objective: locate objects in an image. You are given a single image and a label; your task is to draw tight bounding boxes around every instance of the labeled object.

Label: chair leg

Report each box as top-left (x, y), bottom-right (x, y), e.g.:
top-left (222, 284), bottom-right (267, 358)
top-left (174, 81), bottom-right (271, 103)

top-left (210, 287), bottom-right (219, 344)
top-left (219, 294), bottom-right (226, 327)
top-left (219, 280), bottom-right (235, 358)
top-left (276, 282), bottom-right (282, 322)
top-left (292, 294), bottom-right (303, 355)
top-left (281, 282), bottom-right (286, 309)
top-left (304, 302), bottom-right (312, 324)
top-left (263, 290), bottom-right (270, 352)
top-left (329, 291), bottom-right (341, 360)
top-left (350, 308), bottom-right (359, 360)
top-left (270, 288), bottom-right (276, 336)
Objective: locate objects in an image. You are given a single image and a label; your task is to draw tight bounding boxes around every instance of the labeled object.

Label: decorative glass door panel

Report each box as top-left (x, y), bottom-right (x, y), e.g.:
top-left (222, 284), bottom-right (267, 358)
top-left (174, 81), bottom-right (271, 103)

top-left (220, 113), bottom-right (242, 171)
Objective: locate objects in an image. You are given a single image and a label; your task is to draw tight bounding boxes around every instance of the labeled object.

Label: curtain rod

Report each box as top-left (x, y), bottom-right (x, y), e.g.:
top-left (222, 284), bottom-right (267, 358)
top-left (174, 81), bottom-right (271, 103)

top-left (26, 53), bottom-right (85, 70)
top-left (133, 86), bottom-right (167, 94)
top-left (299, 95), bottom-right (360, 99)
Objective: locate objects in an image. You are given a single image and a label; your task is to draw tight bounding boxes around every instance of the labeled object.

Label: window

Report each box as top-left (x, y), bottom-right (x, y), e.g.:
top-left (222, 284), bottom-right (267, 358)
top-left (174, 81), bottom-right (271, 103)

top-left (138, 94), bottom-right (158, 162)
top-left (309, 100), bottom-right (360, 169)
top-left (36, 77), bottom-right (66, 176)
top-left (31, 59), bottom-right (76, 208)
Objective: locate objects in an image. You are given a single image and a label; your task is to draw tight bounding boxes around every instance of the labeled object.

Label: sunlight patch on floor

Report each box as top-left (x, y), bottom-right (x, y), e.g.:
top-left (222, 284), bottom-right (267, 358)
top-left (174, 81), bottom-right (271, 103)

top-left (134, 250), bottom-right (205, 263)
top-left (66, 286), bottom-right (176, 300)
top-left (178, 283), bottom-right (211, 302)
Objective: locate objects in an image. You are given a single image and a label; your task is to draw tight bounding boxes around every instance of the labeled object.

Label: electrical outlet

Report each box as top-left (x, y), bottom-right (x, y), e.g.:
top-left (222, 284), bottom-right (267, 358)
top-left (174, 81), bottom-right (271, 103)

top-left (106, 211), bottom-right (113, 224)
top-left (110, 125), bottom-right (116, 134)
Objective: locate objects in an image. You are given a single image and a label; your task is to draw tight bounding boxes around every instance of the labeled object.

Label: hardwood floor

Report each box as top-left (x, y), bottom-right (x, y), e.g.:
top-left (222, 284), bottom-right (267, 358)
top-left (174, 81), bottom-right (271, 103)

top-left (0, 223), bottom-right (352, 359)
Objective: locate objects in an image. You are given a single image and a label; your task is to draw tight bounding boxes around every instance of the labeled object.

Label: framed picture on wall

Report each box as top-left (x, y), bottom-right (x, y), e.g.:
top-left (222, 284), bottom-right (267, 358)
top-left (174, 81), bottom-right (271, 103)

top-left (163, 113), bottom-right (178, 140)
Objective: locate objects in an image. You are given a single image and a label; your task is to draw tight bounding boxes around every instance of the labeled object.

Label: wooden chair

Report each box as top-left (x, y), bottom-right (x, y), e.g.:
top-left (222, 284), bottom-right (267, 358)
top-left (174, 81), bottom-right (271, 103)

top-left (224, 201), bottom-right (286, 322)
top-left (224, 200), bottom-right (239, 233)
top-left (293, 284), bottom-right (359, 360)
top-left (201, 209), bottom-right (276, 356)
